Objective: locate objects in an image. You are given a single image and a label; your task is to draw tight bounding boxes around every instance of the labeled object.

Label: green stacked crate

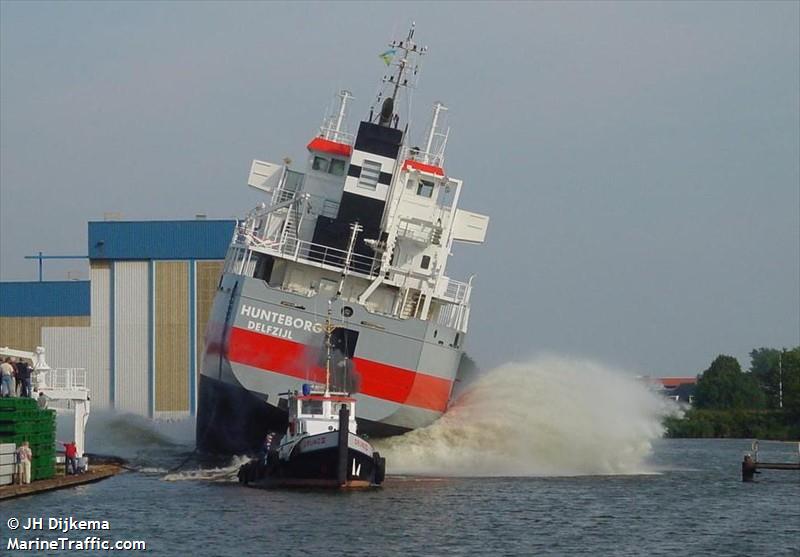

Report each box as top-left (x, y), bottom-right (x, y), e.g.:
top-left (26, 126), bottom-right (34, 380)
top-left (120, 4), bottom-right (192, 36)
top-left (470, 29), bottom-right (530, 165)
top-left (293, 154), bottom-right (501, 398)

top-left (0, 399), bottom-right (56, 481)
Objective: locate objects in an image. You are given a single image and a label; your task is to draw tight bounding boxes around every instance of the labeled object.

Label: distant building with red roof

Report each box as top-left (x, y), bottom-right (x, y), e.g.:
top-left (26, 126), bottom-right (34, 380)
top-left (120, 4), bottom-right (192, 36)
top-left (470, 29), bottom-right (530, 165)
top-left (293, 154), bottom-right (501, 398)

top-left (654, 377), bottom-right (697, 403)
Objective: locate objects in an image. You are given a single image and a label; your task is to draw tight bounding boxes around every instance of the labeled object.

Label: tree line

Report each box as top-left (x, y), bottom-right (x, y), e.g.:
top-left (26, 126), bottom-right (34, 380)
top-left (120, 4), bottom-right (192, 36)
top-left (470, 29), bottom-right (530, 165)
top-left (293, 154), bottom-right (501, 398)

top-left (665, 346), bottom-right (800, 439)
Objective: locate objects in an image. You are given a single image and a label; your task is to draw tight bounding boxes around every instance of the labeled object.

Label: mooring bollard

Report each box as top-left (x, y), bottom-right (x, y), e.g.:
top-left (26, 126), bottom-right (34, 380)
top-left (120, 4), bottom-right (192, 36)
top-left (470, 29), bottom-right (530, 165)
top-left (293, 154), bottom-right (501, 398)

top-left (741, 440), bottom-right (800, 482)
top-left (742, 454), bottom-right (756, 482)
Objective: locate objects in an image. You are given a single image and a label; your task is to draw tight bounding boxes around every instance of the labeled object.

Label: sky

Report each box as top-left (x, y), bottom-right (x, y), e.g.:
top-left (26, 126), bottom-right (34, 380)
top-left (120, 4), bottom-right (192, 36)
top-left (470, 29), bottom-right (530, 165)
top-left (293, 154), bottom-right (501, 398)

top-left (1, 1), bottom-right (798, 377)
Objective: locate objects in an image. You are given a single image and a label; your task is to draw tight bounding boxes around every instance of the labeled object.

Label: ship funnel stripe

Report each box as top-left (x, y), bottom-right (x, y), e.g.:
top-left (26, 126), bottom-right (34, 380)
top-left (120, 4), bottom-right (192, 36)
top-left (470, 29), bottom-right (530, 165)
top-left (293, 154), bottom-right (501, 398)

top-left (227, 326), bottom-right (451, 413)
top-left (353, 121), bottom-right (403, 160)
top-left (349, 151), bottom-right (397, 171)
top-left (354, 136), bottom-right (401, 160)
top-left (346, 164), bottom-right (393, 186)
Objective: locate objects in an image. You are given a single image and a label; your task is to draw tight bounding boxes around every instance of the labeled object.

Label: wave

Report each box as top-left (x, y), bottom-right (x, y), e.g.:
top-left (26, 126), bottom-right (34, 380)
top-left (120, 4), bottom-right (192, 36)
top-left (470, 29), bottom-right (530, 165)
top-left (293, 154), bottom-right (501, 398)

top-left (161, 456), bottom-right (250, 482)
top-left (375, 354), bottom-right (674, 477)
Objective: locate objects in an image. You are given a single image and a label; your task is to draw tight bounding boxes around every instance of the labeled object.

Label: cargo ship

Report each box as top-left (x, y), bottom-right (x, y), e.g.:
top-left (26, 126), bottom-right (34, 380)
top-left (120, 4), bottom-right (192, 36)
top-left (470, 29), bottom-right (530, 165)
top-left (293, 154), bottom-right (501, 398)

top-left (197, 25), bottom-right (489, 454)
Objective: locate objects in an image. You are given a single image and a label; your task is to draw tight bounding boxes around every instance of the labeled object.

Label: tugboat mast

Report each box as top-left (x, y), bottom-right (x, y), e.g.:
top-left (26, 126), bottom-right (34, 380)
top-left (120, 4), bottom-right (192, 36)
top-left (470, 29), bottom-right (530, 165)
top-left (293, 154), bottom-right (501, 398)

top-left (324, 300), bottom-right (335, 397)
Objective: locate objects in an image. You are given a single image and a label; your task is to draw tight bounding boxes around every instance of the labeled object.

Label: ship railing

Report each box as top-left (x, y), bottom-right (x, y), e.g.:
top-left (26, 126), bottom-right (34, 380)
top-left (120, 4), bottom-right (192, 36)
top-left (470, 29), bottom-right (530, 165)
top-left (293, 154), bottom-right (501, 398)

top-left (37, 368), bottom-right (88, 391)
top-left (292, 239), bottom-right (381, 278)
top-left (235, 234), bottom-right (381, 280)
top-left (396, 221), bottom-right (433, 244)
top-left (436, 276), bottom-right (471, 305)
top-left (319, 127), bottom-right (355, 147)
top-left (273, 188), bottom-right (296, 205)
top-left (437, 303), bottom-right (470, 334)
top-left (233, 223), bottom-right (283, 250)
top-left (403, 146), bottom-right (443, 168)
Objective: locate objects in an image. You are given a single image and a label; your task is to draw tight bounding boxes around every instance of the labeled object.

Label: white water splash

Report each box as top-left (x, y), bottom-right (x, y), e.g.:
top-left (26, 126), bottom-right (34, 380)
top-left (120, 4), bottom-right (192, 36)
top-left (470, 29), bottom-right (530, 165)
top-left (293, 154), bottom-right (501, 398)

top-left (55, 410), bottom-right (195, 459)
top-left (162, 456), bottom-right (249, 482)
top-left (137, 466), bottom-right (170, 475)
top-left (376, 355), bottom-right (673, 477)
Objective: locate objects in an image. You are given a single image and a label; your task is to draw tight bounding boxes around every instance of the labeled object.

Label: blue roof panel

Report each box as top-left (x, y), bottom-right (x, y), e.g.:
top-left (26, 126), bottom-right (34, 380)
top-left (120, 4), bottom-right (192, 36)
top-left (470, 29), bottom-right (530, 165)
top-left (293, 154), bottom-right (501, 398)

top-left (0, 281), bottom-right (90, 317)
top-left (88, 220), bottom-right (235, 260)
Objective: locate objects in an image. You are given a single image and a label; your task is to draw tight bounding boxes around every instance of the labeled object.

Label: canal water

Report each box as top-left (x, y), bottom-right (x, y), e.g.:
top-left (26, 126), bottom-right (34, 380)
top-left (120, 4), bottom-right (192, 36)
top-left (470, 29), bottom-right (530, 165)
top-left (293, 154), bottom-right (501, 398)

top-left (5, 439), bottom-right (798, 556)
top-left (4, 356), bottom-right (799, 556)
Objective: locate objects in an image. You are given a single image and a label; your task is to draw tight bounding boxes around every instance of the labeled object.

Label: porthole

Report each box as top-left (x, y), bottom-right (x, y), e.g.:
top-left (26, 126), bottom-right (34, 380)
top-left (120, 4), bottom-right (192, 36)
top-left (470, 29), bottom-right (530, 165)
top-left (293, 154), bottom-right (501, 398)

top-left (342, 306), bottom-right (354, 318)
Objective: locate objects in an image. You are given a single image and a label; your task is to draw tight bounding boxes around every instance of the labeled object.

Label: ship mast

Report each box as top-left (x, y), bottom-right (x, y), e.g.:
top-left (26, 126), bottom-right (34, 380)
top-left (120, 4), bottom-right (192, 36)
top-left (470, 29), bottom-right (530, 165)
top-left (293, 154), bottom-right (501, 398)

top-left (390, 24), bottom-right (415, 102)
top-left (373, 22), bottom-right (427, 130)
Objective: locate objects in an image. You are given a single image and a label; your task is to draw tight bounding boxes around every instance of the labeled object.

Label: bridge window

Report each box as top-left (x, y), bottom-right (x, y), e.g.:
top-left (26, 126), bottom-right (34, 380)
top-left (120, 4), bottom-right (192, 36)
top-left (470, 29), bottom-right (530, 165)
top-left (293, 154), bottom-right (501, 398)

top-left (416, 179), bottom-right (434, 198)
top-left (358, 160), bottom-right (381, 190)
top-left (329, 158), bottom-right (346, 176)
top-left (313, 156), bottom-right (346, 177)
top-left (312, 156), bottom-right (329, 172)
top-left (420, 255), bottom-right (431, 269)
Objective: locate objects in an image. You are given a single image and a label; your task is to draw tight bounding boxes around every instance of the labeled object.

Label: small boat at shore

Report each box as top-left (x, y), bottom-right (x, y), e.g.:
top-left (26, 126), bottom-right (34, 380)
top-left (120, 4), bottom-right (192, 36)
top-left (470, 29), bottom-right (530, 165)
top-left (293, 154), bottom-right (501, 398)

top-left (237, 306), bottom-right (386, 489)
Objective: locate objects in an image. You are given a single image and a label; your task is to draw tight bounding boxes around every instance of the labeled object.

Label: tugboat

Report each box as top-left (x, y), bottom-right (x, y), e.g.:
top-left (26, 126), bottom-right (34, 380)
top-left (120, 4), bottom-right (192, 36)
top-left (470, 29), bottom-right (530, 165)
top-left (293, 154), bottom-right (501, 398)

top-left (237, 303), bottom-right (386, 488)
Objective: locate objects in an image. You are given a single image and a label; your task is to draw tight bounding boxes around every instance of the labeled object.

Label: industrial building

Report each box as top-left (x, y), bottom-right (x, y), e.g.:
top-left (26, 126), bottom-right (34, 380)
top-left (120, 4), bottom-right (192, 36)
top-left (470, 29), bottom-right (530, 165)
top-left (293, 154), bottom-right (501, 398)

top-left (0, 219), bottom-right (235, 418)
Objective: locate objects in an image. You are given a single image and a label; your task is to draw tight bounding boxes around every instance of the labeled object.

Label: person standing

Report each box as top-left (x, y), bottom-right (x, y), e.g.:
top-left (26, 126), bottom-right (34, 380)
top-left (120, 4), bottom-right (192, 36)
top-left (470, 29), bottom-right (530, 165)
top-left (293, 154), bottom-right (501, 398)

top-left (62, 441), bottom-right (78, 475)
top-left (10, 358), bottom-right (20, 396)
top-left (16, 441), bottom-right (32, 485)
top-left (16, 360), bottom-right (32, 398)
top-left (0, 358), bottom-right (14, 397)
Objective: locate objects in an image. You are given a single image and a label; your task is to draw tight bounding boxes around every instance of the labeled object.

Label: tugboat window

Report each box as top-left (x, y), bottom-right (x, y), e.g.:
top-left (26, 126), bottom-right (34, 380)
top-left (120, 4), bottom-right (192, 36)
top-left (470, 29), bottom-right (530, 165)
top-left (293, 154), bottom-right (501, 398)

top-left (358, 160), bottom-right (381, 190)
top-left (302, 400), bottom-right (323, 415)
top-left (329, 158), bottom-right (346, 176)
top-left (416, 179), bottom-right (434, 198)
top-left (312, 156), bottom-right (328, 172)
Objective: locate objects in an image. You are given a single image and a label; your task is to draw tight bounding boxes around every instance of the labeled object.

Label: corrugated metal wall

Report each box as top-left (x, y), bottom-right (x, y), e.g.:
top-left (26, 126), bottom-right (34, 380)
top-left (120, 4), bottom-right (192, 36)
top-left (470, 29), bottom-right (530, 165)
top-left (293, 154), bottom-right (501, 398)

top-left (155, 261), bottom-right (189, 414)
top-left (41, 326), bottom-right (91, 368)
top-left (0, 316), bottom-right (89, 352)
top-left (34, 259), bottom-right (224, 418)
top-left (87, 262), bottom-right (112, 410)
top-left (2, 219), bottom-right (231, 419)
top-left (42, 262), bottom-right (113, 411)
top-left (113, 262), bottom-right (150, 416)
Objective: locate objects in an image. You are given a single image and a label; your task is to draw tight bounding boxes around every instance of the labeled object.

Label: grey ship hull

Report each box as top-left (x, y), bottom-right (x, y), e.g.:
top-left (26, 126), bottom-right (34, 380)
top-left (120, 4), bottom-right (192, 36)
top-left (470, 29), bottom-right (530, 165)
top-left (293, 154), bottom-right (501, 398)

top-left (196, 272), bottom-right (465, 454)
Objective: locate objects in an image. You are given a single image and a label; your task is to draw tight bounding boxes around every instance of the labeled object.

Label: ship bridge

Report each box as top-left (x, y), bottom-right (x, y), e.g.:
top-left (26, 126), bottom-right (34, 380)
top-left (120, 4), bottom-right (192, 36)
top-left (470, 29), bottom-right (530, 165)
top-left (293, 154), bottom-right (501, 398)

top-left (227, 29), bottom-right (488, 334)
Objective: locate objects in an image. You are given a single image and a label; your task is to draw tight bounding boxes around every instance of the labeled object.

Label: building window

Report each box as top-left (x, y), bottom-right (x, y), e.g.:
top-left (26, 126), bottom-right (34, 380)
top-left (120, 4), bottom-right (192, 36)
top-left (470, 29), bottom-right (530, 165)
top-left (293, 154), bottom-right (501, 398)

top-left (416, 179), bottom-right (434, 198)
top-left (312, 156), bottom-right (329, 172)
top-left (358, 160), bottom-right (381, 190)
top-left (420, 255), bottom-right (431, 269)
top-left (329, 159), bottom-right (346, 177)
